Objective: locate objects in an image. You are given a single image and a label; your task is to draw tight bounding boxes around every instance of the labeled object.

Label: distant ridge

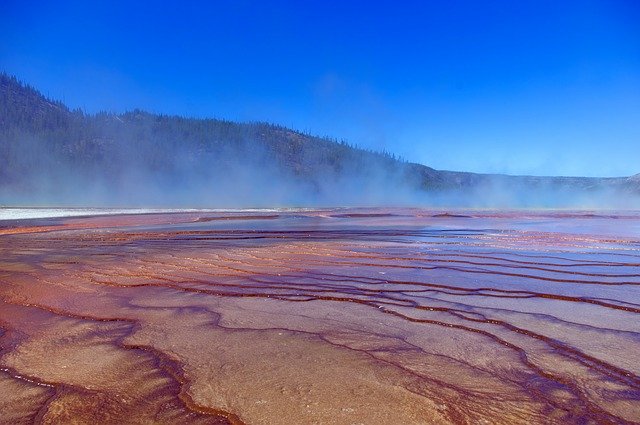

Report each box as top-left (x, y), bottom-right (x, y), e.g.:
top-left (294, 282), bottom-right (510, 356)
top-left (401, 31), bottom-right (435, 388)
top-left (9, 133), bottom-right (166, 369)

top-left (1, 73), bottom-right (638, 208)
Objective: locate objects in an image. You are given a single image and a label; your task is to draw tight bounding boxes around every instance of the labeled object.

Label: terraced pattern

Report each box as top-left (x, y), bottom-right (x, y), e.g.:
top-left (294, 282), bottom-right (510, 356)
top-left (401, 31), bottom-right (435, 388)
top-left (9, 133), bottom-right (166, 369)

top-left (0, 209), bottom-right (639, 424)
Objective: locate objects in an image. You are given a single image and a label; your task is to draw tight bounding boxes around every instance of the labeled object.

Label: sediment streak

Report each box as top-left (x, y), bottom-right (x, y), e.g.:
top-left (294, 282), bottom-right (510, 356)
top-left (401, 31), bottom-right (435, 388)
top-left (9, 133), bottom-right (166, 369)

top-left (0, 209), bottom-right (638, 424)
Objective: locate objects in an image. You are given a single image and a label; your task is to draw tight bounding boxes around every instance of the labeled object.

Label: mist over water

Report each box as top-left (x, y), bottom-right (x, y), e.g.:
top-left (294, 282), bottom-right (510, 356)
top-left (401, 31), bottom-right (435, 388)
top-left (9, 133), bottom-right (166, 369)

top-left (1, 75), bottom-right (639, 210)
top-left (2, 134), bottom-right (639, 210)
top-left (2, 3), bottom-right (640, 425)
top-left (2, 137), bottom-right (638, 210)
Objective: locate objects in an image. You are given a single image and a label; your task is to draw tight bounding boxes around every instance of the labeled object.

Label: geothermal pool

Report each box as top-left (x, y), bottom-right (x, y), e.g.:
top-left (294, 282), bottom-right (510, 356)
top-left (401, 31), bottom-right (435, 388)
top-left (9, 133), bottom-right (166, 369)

top-left (0, 208), bottom-right (639, 424)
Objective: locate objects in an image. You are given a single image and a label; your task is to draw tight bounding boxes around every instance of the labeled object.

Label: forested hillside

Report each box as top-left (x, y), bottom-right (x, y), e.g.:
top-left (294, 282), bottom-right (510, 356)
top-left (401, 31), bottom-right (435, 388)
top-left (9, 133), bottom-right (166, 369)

top-left (1, 73), bottom-right (638, 207)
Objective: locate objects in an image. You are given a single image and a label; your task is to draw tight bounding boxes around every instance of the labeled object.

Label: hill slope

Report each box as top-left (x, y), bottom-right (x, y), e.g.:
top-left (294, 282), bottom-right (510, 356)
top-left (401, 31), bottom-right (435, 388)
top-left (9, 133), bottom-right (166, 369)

top-left (1, 73), bottom-right (638, 208)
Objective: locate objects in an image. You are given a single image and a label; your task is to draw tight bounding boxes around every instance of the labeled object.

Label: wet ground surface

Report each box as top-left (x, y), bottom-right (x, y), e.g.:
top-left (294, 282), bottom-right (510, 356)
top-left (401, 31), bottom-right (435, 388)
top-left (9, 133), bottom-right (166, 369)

top-left (0, 208), bottom-right (639, 424)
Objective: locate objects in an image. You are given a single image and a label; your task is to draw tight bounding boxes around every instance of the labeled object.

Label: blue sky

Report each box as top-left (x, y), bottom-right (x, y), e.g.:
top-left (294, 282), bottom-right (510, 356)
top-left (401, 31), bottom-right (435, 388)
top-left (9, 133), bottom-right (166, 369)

top-left (1, 0), bottom-right (639, 177)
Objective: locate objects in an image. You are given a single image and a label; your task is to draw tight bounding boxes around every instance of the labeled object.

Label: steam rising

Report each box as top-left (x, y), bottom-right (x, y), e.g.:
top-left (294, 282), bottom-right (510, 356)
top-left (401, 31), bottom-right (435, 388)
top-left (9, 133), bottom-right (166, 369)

top-left (3, 126), bottom-right (639, 209)
top-left (1, 74), bottom-right (639, 209)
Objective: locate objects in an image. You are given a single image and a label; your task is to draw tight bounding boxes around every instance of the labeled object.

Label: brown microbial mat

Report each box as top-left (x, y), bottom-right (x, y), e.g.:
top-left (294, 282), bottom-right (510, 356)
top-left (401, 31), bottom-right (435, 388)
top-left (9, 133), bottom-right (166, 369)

top-left (0, 208), bottom-right (639, 424)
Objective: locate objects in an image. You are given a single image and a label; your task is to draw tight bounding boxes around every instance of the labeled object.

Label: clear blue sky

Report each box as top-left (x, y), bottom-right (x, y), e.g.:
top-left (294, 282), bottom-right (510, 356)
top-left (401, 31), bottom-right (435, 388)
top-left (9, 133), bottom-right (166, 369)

top-left (1, 0), bottom-right (638, 177)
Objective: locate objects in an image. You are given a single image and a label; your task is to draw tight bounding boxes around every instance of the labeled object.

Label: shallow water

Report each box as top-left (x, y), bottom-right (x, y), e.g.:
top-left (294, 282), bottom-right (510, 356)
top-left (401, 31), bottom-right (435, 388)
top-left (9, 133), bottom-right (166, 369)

top-left (0, 207), bottom-right (295, 221)
top-left (0, 208), bottom-right (639, 424)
